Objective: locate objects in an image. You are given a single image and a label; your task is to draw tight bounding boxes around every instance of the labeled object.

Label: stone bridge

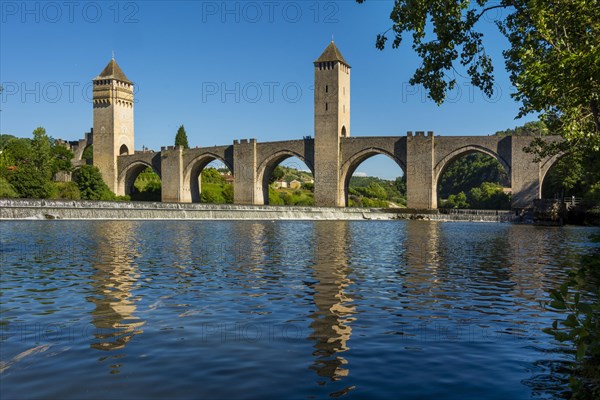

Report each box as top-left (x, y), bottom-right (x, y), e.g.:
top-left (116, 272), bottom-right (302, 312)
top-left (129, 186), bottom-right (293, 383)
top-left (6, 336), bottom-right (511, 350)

top-left (114, 132), bottom-right (561, 209)
top-left (86, 44), bottom-right (562, 210)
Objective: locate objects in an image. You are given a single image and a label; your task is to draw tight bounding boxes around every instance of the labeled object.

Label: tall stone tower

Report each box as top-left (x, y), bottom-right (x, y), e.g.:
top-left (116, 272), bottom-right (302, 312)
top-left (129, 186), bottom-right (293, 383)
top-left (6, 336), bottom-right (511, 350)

top-left (92, 57), bottom-right (134, 194)
top-left (313, 41), bottom-right (350, 207)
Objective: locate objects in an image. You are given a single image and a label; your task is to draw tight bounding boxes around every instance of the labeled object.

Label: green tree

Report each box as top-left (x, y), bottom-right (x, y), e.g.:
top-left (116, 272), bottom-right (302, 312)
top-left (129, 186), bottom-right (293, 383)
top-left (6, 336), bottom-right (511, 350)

top-left (468, 182), bottom-right (511, 210)
top-left (222, 184), bottom-right (234, 203)
top-left (74, 165), bottom-right (115, 200)
top-left (82, 145), bottom-right (93, 163)
top-left (175, 125), bottom-right (190, 149)
top-left (394, 176), bottom-right (407, 196)
top-left (8, 165), bottom-right (55, 198)
top-left (367, 182), bottom-right (387, 200)
top-left (358, 0), bottom-right (600, 151)
top-left (0, 147), bottom-right (15, 179)
top-left (200, 186), bottom-right (225, 204)
top-left (51, 143), bottom-right (74, 175)
top-left (0, 134), bottom-right (17, 149)
top-left (544, 234), bottom-right (600, 398)
top-left (439, 153), bottom-right (509, 199)
top-left (31, 127), bottom-right (53, 179)
top-left (201, 168), bottom-right (225, 184)
top-left (269, 166), bottom-right (285, 183)
top-left (0, 176), bottom-right (19, 198)
top-left (494, 121), bottom-right (549, 137)
top-left (4, 138), bottom-right (32, 164)
top-left (268, 186), bottom-right (284, 205)
top-left (53, 182), bottom-right (81, 200)
top-left (441, 191), bottom-right (470, 209)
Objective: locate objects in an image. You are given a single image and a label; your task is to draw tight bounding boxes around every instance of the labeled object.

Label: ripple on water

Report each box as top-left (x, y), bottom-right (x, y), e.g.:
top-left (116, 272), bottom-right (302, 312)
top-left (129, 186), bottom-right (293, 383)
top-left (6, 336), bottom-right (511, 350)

top-left (0, 220), bottom-right (598, 399)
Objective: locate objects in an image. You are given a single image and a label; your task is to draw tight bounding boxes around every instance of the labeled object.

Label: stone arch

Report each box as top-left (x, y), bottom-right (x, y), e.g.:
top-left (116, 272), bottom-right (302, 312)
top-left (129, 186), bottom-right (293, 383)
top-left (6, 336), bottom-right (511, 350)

top-left (539, 151), bottom-right (570, 198)
top-left (78, 144), bottom-right (93, 163)
top-left (433, 145), bottom-right (511, 208)
top-left (119, 144), bottom-right (129, 155)
top-left (183, 153), bottom-right (233, 203)
top-left (257, 150), bottom-right (315, 205)
top-left (339, 148), bottom-right (406, 207)
top-left (117, 160), bottom-right (161, 197)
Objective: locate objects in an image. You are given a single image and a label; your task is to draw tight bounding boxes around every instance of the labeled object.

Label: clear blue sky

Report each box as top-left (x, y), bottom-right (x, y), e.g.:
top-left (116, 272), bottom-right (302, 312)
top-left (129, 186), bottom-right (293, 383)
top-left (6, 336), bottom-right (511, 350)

top-left (0, 1), bottom-right (535, 179)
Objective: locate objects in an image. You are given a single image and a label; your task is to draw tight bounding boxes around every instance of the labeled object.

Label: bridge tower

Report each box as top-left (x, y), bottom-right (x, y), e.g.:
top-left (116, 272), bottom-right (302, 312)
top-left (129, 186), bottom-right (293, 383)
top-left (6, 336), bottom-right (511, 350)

top-left (92, 57), bottom-right (134, 194)
top-left (313, 41), bottom-right (350, 207)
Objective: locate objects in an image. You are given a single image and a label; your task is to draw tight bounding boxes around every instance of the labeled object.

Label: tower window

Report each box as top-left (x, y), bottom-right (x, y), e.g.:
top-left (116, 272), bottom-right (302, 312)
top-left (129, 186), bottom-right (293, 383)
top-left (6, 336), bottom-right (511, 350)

top-left (325, 103), bottom-right (328, 111)
top-left (326, 85), bottom-right (328, 93)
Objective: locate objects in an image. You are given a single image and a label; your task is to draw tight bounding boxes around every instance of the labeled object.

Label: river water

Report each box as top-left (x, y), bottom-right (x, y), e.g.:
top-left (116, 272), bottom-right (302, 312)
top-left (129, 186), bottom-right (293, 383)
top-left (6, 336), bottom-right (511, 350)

top-left (1, 220), bottom-right (598, 399)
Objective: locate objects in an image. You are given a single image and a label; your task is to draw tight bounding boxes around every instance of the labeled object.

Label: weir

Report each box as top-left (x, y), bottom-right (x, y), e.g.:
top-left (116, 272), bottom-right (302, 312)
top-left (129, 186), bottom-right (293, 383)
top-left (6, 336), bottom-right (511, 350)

top-left (0, 199), bottom-right (517, 222)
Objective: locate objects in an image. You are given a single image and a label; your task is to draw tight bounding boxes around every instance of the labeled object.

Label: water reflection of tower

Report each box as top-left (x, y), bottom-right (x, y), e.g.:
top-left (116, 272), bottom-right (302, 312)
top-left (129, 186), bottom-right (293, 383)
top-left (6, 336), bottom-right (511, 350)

top-left (309, 221), bottom-right (355, 382)
top-left (87, 221), bottom-right (144, 352)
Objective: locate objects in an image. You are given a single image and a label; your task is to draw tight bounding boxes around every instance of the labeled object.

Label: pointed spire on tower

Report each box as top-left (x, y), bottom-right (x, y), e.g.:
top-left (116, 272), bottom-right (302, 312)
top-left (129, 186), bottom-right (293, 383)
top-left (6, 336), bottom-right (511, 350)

top-left (314, 41), bottom-right (350, 67)
top-left (94, 57), bottom-right (132, 84)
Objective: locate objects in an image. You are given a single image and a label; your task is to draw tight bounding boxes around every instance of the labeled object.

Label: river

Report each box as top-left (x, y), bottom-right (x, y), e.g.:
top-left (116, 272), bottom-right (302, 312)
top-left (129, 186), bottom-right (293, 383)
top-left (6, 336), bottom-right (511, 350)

top-left (1, 220), bottom-right (598, 399)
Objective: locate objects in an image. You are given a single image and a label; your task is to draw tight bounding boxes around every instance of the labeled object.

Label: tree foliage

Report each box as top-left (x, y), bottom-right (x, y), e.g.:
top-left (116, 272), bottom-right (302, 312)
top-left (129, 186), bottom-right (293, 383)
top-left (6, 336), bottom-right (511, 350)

top-left (0, 176), bottom-right (19, 198)
top-left (544, 234), bottom-right (600, 398)
top-left (8, 165), bottom-right (55, 198)
top-left (201, 167), bottom-right (225, 184)
top-left (74, 165), bottom-right (115, 201)
top-left (2, 127), bottom-right (74, 198)
top-left (439, 152), bottom-right (509, 198)
top-left (269, 166), bottom-right (285, 183)
top-left (348, 175), bottom-right (406, 207)
top-left (175, 125), bottom-right (190, 149)
top-left (131, 167), bottom-right (161, 201)
top-left (198, 167), bottom-right (233, 204)
top-left (82, 145), bottom-right (93, 163)
top-left (358, 0), bottom-right (600, 151)
top-left (51, 143), bottom-right (74, 175)
top-left (469, 182), bottom-right (510, 209)
top-left (494, 120), bottom-right (548, 137)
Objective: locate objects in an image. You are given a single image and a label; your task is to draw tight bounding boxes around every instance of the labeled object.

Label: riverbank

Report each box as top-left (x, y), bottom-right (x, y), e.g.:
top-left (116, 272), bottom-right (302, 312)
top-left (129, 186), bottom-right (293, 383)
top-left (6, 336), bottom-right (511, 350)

top-left (0, 199), bottom-right (518, 222)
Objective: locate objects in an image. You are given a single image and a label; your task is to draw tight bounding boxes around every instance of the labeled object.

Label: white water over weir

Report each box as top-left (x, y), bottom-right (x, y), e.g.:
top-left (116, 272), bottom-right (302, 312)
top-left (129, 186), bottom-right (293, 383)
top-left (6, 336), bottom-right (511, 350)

top-left (0, 199), bottom-right (516, 222)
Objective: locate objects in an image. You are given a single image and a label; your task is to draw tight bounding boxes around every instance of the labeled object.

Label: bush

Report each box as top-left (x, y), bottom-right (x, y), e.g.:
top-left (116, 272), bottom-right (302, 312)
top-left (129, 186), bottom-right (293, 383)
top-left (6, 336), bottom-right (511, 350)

top-left (469, 182), bottom-right (511, 210)
top-left (222, 184), bottom-right (234, 203)
top-left (52, 182), bottom-right (81, 200)
top-left (7, 166), bottom-right (55, 198)
top-left (0, 176), bottom-right (18, 198)
top-left (302, 182), bottom-right (314, 191)
top-left (268, 187), bottom-right (284, 205)
top-left (201, 168), bottom-right (225, 184)
top-left (441, 191), bottom-right (469, 209)
top-left (74, 165), bottom-right (116, 200)
top-left (200, 184), bottom-right (225, 204)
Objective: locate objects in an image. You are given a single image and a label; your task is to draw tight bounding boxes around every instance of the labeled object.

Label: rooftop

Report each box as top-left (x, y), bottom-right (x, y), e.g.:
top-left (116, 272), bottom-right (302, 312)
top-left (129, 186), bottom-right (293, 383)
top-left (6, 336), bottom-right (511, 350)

top-left (94, 58), bottom-right (132, 84)
top-left (314, 41), bottom-right (350, 67)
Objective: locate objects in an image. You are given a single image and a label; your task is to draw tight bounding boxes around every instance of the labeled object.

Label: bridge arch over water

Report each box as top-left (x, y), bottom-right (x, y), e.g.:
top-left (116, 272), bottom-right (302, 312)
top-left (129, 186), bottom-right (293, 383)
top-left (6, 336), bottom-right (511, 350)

top-left (257, 150), bottom-right (314, 205)
top-left (340, 147), bottom-right (406, 207)
top-left (183, 152), bottom-right (233, 203)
